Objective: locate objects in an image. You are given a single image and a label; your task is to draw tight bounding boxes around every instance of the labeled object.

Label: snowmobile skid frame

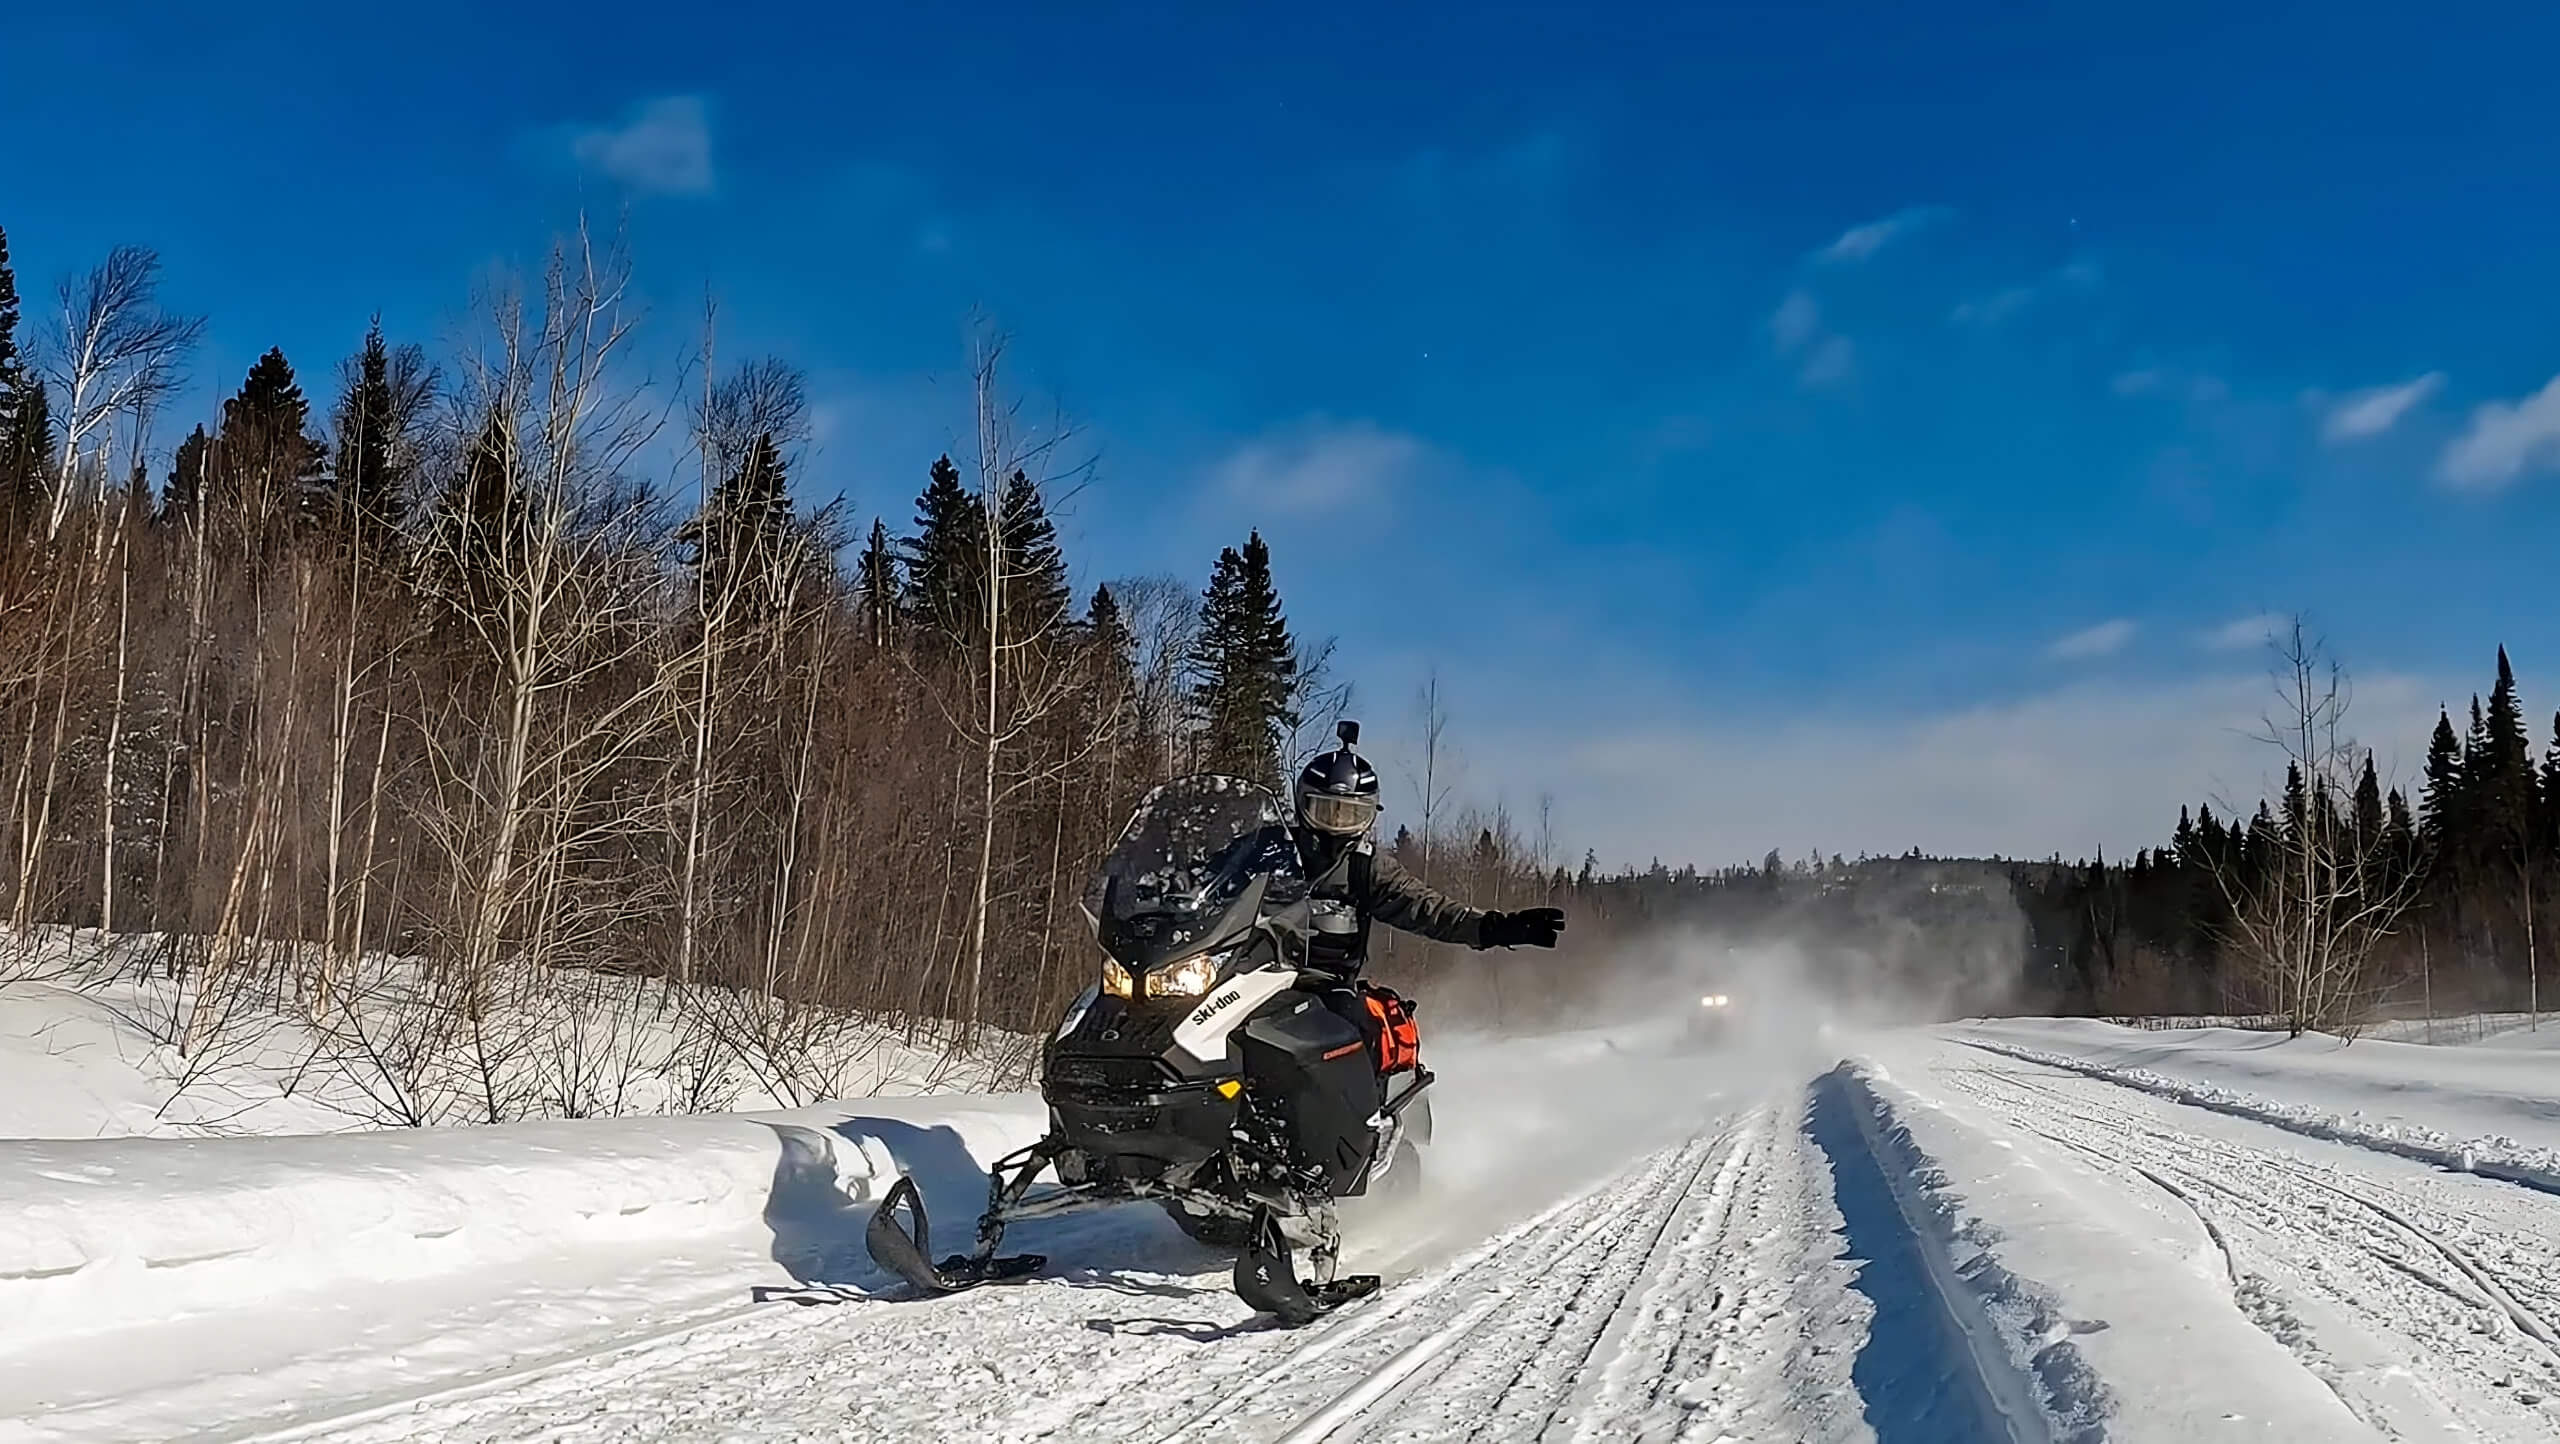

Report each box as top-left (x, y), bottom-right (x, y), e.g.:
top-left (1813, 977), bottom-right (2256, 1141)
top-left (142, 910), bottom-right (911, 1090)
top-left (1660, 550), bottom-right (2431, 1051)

top-left (863, 1094), bottom-right (1424, 1328)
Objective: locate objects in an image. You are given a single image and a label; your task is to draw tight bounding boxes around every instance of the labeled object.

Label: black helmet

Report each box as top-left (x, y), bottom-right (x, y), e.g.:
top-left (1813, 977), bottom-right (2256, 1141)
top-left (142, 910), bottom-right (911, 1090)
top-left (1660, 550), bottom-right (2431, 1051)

top-left (1296, 720), bottom-right (1381, 837)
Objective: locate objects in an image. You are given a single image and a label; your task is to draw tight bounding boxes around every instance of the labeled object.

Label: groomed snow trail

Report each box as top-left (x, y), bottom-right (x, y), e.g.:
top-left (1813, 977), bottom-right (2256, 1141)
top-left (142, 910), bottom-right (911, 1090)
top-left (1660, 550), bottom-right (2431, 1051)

top-left (232, 1086), bottom-right (1927, 1444)
top-left (1927, 1046), bottom-right (2560, 1441)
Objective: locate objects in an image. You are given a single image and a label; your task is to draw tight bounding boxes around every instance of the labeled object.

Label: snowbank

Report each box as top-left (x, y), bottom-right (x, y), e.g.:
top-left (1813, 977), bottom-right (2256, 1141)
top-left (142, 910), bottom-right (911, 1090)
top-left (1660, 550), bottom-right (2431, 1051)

top-left (1947, 1018), bottom-right (2560, 1192)
top-left (0, 925), bottom-right (1030, 1140)
top-left (0, 1093), bottom-right (1046, 1352)
top-left (1846, 1056), bottom-right (2375, 1441)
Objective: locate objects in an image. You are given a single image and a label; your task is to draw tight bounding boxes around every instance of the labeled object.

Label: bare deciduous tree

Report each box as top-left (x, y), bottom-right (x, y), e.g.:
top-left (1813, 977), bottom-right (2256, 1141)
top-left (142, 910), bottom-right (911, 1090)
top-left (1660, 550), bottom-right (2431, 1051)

top-left (2207, 620), bottom-right (2425, 1036)
top-left (41, 246), bottom-right (202, 538)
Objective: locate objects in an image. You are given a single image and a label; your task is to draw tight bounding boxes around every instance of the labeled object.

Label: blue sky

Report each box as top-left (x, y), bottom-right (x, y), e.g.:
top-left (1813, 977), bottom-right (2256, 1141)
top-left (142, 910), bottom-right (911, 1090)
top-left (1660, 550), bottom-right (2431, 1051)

top-left (7, 3), bottom-right (2559, 866)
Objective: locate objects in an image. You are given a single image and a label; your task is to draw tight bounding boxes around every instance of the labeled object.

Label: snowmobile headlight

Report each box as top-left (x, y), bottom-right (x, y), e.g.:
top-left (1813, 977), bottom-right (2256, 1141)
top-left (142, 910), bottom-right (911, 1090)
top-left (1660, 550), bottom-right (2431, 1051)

top-left (1145, 950), bottom-right (1225, 999)
top-left (1101, 957), bottom-right (1135, 999)
top-left (1700, 993), bottom-right (1730, 1009)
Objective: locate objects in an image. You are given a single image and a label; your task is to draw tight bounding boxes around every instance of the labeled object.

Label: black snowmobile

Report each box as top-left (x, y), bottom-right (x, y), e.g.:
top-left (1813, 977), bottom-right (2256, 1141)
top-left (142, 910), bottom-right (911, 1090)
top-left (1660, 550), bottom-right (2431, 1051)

top-left (864, 772), bottom-right (1433, 1326)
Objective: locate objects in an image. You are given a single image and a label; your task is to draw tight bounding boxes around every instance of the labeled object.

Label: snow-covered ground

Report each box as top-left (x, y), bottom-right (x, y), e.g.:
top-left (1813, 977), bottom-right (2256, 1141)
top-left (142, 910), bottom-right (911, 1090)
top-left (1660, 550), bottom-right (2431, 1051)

top-left (8, 983), bottom-right (2560, 1442)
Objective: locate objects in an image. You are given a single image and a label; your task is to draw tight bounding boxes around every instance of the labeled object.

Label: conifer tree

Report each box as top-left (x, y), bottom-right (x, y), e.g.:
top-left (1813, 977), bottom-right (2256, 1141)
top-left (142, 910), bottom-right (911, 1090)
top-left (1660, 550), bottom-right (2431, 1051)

top-left (999, 468), bottom-right (1069, 644)
top-left (2482, 647), bottom-right (2534, 858)
top-left (2420, 708), bottom-right (2465, 852)
top-left (1186, 530), bottom-right (1299, 782)
top-left (902, 455), bottom-right (985, 641)
top-left (0, 225), bottom-right (44, 518)
top-left (2353, 755), bottom-right (2384, 849)
top-left (162, 424), bottom-right (212, 520)
top-left (856, 517), bottom-right (899, 648)
top-left (431, 411), bottom-right (527, 625)
top-left (329, 319), bottom-right (414, 551)
top-left (2543, 712), bottom-right (2560, 857)
top-left (213, 347), bottom-right (327, 537)
top-left (687, 429), bottom-right (795, 613)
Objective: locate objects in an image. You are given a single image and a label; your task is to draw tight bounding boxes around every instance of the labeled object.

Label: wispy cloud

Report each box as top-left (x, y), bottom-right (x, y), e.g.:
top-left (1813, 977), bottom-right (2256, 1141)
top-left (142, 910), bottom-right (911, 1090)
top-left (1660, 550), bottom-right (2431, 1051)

top-left (1952, 260), bottom-right (2101, 328)
top-left (2321, 371), bottom-right (2444, 444)
top-left (1540, 670), bottom-right (2443, 870)
top-left (1770, 290), bottom-right (1821, 351)
top-left (1212, 418), bottom-right (1429, 516)
top-left (1768, 290), bottom-right (1852, 387)
top-left (569, 95), bottom-right (714, 196)
top-left (2201, 612), bottom-right (2286, 652)
top-left (2435, 373), bottom-right (2560, 492)
top-left (1816, 205), bottom-right (1952, 264)
top-left (2047, 619), bottom-right (2136, 660)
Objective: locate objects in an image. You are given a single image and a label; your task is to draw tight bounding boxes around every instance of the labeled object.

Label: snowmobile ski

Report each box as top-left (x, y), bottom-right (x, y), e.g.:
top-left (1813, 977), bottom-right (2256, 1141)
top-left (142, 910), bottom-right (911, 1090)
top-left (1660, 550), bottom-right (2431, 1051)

top-left (865, 1175), bottom-right (1045, 1295)
top-left (1233, 1207), bottom-right (1379, 1328)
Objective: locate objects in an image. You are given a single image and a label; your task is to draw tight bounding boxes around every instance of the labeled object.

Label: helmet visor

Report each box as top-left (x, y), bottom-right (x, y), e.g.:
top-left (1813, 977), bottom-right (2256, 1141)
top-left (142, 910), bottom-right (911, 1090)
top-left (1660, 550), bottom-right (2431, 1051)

top-left (1300, 791), bottom-right (1379, 836)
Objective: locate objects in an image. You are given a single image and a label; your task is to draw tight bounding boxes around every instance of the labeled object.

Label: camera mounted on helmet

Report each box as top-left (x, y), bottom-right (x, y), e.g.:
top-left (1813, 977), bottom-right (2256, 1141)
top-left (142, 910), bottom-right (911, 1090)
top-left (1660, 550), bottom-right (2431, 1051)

top-left (1295, 719), bottom-right (1381, 837)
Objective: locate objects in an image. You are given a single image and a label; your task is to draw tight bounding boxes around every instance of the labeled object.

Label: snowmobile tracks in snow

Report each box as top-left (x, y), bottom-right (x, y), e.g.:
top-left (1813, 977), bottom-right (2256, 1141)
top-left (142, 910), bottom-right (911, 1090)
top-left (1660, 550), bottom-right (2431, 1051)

top-left (1944, 1053), bottom-right (2560, 1437)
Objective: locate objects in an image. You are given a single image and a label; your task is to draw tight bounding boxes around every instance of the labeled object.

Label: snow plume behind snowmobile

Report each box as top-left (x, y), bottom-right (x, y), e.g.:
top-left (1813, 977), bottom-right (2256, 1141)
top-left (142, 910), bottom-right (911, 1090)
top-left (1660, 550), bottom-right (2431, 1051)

top-left (865, 774), bottom-right (1432, 1326)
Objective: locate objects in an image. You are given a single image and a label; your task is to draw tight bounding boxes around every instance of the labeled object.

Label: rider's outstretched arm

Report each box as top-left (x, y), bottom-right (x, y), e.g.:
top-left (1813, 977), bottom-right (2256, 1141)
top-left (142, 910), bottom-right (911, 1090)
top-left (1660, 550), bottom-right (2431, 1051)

top-left (1357, 847), bottom-right (1488, 948)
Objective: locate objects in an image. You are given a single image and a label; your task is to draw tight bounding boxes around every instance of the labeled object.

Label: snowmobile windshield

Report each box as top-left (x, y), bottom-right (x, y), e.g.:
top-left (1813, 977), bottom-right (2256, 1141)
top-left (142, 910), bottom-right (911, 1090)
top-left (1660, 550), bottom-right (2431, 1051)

top-left (1091, 775), bottom-right (1302, 968)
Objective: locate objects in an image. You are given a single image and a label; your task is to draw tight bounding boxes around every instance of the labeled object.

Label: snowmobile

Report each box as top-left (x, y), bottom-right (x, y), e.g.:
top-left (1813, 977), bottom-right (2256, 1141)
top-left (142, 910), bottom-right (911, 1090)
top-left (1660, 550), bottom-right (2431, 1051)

top-left (864, 773), bottom-right (1433, 1327)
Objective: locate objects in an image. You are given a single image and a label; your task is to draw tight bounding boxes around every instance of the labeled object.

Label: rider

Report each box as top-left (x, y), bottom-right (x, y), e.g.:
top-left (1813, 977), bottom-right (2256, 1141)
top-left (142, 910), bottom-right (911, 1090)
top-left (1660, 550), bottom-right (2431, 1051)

top-left (1289, 721), bottom-right (1566, 978)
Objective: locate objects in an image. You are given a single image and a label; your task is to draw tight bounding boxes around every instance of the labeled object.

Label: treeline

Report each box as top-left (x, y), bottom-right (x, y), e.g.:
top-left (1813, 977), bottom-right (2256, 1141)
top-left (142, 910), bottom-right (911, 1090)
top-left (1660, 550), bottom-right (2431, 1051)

top-left (2026, 639), bottom-right (2559, 1025)
top-left (0, 220), bottom-right (1369, 1055)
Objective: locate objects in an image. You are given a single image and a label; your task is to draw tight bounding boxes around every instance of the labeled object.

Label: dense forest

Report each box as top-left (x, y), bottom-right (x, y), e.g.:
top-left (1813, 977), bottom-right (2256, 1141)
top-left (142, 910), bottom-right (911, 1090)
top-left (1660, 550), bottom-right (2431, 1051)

top-left (0, 220), bottom-right (1573, 1078)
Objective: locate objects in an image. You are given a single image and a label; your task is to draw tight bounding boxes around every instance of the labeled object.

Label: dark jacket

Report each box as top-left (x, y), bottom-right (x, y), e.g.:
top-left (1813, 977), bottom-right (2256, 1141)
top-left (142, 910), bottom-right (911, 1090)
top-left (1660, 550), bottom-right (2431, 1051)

top-left (1294, 828), bottom-right (1484, 974)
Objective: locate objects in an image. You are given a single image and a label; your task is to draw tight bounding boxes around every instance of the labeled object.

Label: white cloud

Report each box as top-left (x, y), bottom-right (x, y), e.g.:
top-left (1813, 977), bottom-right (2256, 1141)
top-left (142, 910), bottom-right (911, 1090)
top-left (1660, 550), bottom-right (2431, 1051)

top-left (2321, 371), bottom-right (2444, 444)
top-left (1950, 286), bottom-right (2034, 327)
top-left (2046, 619), bottom-right (2137, 660)
top-left (1798, 336), bottom-right (1855, 388)
top-left (570, 95), bottom-right (714, 195)
top-left (2436, 373), bottom-right (2560, 492)
top-left (1212, 418), bottom-right (1428, 516)
top-left (1816, 205), bottom-right (1951, 264)
top-left (1770, 290), bottom-right (1820, 352)
top-left (2201, 612), bottom-right (2286, 652)
top-left (1531, 670), bottom-right (2442, 870)
top-left (1769, 290), bottom-right (1851, 387)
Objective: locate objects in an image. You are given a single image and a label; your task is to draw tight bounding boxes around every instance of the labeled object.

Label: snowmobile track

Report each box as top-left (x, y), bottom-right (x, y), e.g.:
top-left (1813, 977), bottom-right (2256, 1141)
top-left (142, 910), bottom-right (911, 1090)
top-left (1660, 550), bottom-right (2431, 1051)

top-left (1940, 1053), bottom-right (2560, 1436)
top-left (1167, 1112), bottom-right (1766, 1443)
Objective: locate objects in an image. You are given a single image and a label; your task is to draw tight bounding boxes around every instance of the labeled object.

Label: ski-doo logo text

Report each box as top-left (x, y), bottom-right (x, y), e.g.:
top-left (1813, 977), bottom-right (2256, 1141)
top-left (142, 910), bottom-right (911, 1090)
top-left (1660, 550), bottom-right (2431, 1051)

top-left (1170, 965), bottom-right (1297, 1063)
top-left (1186, 984), bottom-right (1246, 1032)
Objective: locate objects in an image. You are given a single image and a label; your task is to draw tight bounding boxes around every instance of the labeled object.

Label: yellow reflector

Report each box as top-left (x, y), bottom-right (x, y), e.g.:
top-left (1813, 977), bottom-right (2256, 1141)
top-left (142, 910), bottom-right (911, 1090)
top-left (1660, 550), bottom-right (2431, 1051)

top-left (1216, 1080), bottom-right (1242, 1099)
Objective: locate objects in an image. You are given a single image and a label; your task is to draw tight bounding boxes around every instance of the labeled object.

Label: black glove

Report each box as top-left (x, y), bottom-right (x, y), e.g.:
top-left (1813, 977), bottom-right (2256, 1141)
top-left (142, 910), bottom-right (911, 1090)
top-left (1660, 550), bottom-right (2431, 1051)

top-left (1478, 907), bottom-right (1565, 949)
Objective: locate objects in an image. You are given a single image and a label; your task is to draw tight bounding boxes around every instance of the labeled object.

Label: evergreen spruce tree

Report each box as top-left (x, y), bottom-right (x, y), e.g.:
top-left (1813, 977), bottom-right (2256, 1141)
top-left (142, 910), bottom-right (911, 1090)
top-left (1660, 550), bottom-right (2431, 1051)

top-left (1186, 530), bottom-right (1299, 782)
top-left (2420, 707), bottom-right (2465, 852)
top-left (2543, 712), bottom-right (2560, 858)
top-left (329, 319), bottom-right (408, 551)
top-left (2171, 806), bottom-right (2199, 868)
top-left (162, 425), bottom-right (213, 521)
top-left (855, 517), bottom-right (899, 648)
top-left (432, 412), bottom-right (527, 624)
top-left (213, 347), bottom-right (327, 537)
top-left (902, 455), bottom-right (986, 641)
top-left (999, 468), bottom-right (1069, 644)
top-left (0, 225), bottom-right (46, 519)
top-left (1086, 583), bottom-right (1129, 666)
top-left (687, 430), bottom-right (795, 613)
top-left (2482, 647), bottom-right (2535, 858)
top-left (2353, 756), bottom-right (2385, 849)
top-left (2386, 787), bottom-right (2419, 879)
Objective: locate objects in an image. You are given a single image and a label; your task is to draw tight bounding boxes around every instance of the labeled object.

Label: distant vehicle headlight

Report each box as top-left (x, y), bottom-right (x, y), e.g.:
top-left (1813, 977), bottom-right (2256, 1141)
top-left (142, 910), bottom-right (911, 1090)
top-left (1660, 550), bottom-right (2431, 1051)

top-left (1146, 950), bottom-right (1225, 999)
top-left (1699, 993), bottom-right (1730, 1009)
